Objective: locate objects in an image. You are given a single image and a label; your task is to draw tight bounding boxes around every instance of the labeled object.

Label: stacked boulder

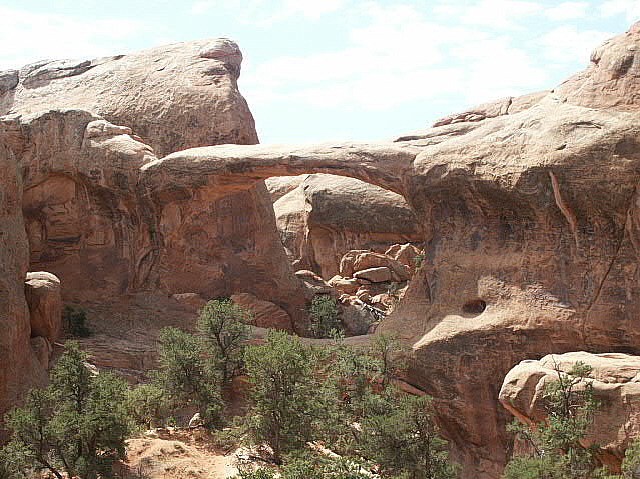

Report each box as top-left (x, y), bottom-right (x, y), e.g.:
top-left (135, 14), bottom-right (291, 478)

top-left (328, 243), bottom-right (421, 315)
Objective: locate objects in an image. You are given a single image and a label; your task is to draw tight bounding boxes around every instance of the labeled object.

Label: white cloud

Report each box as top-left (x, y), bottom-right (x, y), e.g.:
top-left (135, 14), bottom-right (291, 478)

top-left (544, 2), bottom-right (589, 20)
top-left (190, 0), bottom-right (348, 23)
top-left (0, 6), bottom-right (148, 70)
top-left (434, 0), bottom-right (542, 29)
top-left (243, 2), bottom-right (546, 112)
top-left (599, 0), bottom-right (640, 22)
top-left (191, 1), bottom-right (215, 14)
top-left (539, 26), bottom-right (614, 64)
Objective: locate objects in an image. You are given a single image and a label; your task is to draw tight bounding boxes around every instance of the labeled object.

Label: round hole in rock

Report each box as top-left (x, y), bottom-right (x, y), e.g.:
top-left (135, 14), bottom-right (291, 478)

top-left (462, 299), bottom-right (487, 315)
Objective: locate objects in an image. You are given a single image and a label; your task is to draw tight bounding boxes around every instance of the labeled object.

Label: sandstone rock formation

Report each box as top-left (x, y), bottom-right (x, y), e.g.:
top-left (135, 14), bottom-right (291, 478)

top-left (555, 21), bottom-right (640, 111)
top-left (0, 38), bottom-right (257, 155)
top-left (230, 292), bottom-right (293, 331)
top-left (1, 38), bottom-right (307, 321)
top-left (130, 22), bottom-right (640, 478)
top-left (268, 174), bottom-right (421, 278)
top-left (2, 21), bottom-right (640, 479)
top-left (429, 91), bottom-right (549, 128)
top-left (0, 115), bottom-right (47, 433)
top-left (24, 271), bottom-right (62, 343)
top-left (500, 352), bottom-right (640, 469)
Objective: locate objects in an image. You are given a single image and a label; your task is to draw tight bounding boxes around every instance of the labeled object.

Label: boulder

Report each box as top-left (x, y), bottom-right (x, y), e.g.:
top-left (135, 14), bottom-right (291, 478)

top-left (341, 251), bottom-right (411, 282)
top-left (171, 293), bottom-right (207, 311)
top-left (294, 270), bottom-right (336, 296)
top-left (385, 243), bottom-right (422, 272)
top-left (327, 276), bottom-right (361, 295)
top-left (230, 292), bottom-right (292, 331)
top-left (24, 271), bottom-right (62, 343)
top-left (340, 304), bottom-right (373, 336)
top-left (270, 174), bottom-right (421, 278)
top-left (500, 352), bottom-right (640, 470)
top-left (188, 412), bottom-right (203, 428)
top-left (353, 267), bottom-right (392, 283)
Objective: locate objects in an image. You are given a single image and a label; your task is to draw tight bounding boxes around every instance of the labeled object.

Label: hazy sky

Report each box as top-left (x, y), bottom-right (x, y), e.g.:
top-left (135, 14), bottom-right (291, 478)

top-left (0, 1), bottom-right (638, 143)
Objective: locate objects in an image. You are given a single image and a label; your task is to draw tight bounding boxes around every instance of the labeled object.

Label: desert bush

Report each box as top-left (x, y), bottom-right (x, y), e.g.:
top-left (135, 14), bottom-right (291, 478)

top-left (63, 305), bottom-right (91, 337)
top-left (309, 295), bottom-right (341, 338)
top-left (152, 327), bottom-right (222, 428)
top-left (0, 341), bottom-right (131, 479)
top-left (126, 383), bottom-right (167, 429)
top-left (198, 298), bottom-right (252, 384)
top-left (243, 330), bottom-right (335, 462)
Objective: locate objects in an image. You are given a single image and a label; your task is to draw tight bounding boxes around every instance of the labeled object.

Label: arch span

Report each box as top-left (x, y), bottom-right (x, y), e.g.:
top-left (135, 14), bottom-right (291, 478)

top-left (139, 142), bottom-right (421, 201)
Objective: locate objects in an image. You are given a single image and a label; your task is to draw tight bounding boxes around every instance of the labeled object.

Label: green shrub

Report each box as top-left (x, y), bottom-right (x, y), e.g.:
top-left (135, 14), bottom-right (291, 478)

top-left (63, 305), bottom-right (91, 337)
top-left (503, 359), bottom-right (601, 479)
top-left (152, 327), bottom-right (222, 428)
top-left (243, 330), bottom-right (330, 463)
top-left (360, 394), bottom-right (458, 479)
top-left (309, 296), bottom-right (341, 338)
top-left (0, 342), bottom-right (131, 479)
top-left (126, 383), bottom-right (167, 429)
top-left (198, 298), bottom-right (252, 384)
top-left (413, 253), bottom-right (425, 269)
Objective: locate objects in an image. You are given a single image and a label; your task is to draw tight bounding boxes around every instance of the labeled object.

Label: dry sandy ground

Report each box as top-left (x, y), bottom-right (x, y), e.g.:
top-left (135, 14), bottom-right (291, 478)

top-left (120, 429), bottom-right (239, 479)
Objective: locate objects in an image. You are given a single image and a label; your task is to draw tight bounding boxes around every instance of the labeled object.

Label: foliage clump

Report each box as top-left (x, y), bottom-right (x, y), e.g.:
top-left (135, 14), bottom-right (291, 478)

top-left (503, 359), bottom-right (605, 479)
top-left (0, 341), bottom-right (130, 479)
top-left (151, 299), bottom-right (252, 427)
top-left (309, 295), bottom-right (341, 338)
top-left (63, 305), bottom-right (91, 337)
top-left (237, 331), bottom-right (457, 478)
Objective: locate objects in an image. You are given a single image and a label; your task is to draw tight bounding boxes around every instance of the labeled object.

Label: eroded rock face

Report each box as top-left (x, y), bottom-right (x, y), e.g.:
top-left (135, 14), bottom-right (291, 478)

top-left (500, 352), bottom-right (640, 470)
top-left (24, 271), bottom-right (62, 343)
top-left (230, 292), bottom-right (293, 331)
top-left (555, 21), bottom-right (640, 112)
top-left (2, 39), bottom-right (308, 325)
top-left (429, 91), bottom-right (549, 128)
top-left (0, 116), bottom-right (47, 432)
top-left (132, 24), bottom-right (640, 478)
top-left (269, 174), bottom-right (421, 278)
top-left (20, 110), bottom-right (156, 301)
top-left (3, 24), bottom-right (640, 479)
top-left (1, 38), bottom-right (257, 155)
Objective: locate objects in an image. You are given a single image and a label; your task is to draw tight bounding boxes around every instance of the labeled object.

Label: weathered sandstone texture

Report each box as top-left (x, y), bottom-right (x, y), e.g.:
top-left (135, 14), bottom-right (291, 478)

top-left (230, 292), bottom-right (293, 331)
top-left (0, 115), bottom-right (47, 430)
top-left (268, 174), bottom-right (421, 278)
top-left (429, 90), bottom-right (549, 128)
top-left (132, 23), bottom-right (640, 478)
top-left (0, 38), bottom-right (307, 319)
top-left (500, 352), bottom-right (640, 470)
top-left (2, 22), bottom-right (640, 479)
top-left (24, 271), bottom-right (62, 343)
top-left (0, 38), bottom-right (257, 155)
top-left (0, 38), bottom-right (309, 418)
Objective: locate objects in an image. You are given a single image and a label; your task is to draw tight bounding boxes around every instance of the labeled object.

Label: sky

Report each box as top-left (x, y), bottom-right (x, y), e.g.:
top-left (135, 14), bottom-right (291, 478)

top-left (0, 1), bottom-right (638, 143)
